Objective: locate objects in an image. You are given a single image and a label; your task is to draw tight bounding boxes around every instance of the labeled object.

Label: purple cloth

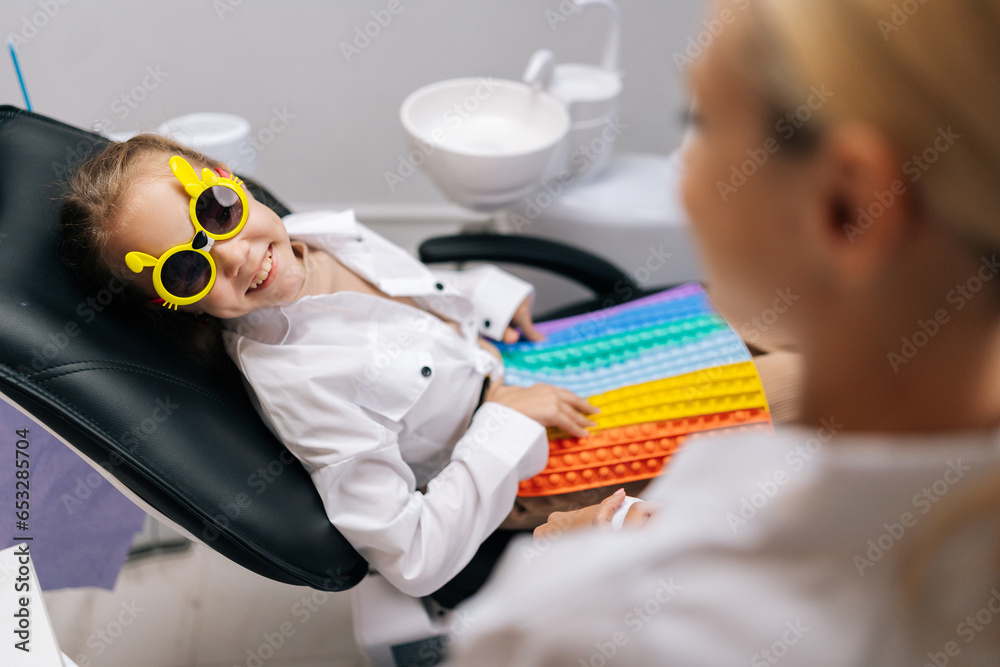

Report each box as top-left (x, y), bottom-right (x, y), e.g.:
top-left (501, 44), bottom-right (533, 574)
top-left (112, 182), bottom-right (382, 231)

top-left (0, 395), bottom-right (146, 590)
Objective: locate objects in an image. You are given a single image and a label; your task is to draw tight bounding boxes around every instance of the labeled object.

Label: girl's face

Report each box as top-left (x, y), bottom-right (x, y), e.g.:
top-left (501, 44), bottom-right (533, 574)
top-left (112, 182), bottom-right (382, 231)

top-left (680, 4), bottom-right (826, 348)
top-left (109, 156), bottom-right (305, 319)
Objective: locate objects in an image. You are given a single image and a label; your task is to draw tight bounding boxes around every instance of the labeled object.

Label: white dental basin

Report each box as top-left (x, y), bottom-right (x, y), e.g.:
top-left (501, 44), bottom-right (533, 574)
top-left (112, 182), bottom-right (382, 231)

top-left (400, 77), bottom-right (571, 211)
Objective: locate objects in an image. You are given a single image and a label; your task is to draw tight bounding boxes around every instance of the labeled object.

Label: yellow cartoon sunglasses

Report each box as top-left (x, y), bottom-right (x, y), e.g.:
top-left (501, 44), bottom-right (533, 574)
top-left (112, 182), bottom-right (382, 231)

top-left (125, 156), bottom-right (249, 309)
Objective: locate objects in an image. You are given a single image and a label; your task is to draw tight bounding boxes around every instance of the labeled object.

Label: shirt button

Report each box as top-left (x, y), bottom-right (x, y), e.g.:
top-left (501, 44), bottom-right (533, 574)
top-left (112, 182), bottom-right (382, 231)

top-left (435, 282), bottom-right (444, 291)
top-left (483, 319), bottom-right (491, 329)
top-left (421, 366), bottom-right (432, 377)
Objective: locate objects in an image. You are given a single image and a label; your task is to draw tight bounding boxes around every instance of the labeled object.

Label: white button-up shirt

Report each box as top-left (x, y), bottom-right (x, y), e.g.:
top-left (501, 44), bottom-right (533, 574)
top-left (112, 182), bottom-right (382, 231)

top-left (223, 210), bottom-right (549, 596)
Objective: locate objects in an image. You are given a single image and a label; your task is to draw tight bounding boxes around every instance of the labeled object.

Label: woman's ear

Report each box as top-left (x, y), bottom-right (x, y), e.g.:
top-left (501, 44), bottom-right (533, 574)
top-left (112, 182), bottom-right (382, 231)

top-left (816, 121), bottom-right (915, 289)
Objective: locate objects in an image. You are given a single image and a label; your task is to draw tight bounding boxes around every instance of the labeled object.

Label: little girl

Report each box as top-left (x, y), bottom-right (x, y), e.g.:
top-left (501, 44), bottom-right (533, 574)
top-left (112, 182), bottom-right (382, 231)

top-left (60, 135), bottom-right (601, 598)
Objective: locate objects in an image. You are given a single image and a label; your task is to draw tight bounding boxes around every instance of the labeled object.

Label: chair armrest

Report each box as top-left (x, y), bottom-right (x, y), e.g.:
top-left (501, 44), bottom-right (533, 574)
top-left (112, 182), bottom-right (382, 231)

top-left (418, 233), bottom-right (640, 295)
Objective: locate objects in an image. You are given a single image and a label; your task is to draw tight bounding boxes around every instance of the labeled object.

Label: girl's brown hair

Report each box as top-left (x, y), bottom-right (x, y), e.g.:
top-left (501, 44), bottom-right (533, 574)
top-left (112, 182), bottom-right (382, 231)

top-left (60, 134), bottom-right (231, 372)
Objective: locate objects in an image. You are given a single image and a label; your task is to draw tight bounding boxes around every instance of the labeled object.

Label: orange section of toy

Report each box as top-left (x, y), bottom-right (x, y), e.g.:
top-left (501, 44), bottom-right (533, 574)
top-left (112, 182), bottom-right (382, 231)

top-left (517, 408), bottom-right (773, 497)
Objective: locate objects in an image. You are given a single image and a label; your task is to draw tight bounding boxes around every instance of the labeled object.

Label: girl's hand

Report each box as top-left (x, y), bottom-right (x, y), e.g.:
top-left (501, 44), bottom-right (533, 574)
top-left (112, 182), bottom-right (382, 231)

top-left (487, 383), bottom-right (598, 438)
top-left (504, 298), bottom-right (545, 343)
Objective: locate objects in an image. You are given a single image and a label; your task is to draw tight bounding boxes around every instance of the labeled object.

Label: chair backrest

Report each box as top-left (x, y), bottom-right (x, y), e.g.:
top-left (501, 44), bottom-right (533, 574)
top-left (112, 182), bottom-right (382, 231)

top-left (0, 105), bottom-right (367, 591)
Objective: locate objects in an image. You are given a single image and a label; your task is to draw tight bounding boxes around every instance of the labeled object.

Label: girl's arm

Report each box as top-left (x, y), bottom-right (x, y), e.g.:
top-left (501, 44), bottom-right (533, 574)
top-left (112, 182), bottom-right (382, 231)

top-left (228, 335), bottom-right (549, 597)
top-left (300, 400), bottom-right (548, 597)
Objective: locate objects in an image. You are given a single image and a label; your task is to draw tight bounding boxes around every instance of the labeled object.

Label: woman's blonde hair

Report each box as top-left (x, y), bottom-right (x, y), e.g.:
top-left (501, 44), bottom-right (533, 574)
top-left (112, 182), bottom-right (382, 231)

top-left (745, 0), bottom-right (1000, 250)
top-left (742, 0), bottom-right (1000, 641)
top-left (60, 134), bottom-right (230, 370)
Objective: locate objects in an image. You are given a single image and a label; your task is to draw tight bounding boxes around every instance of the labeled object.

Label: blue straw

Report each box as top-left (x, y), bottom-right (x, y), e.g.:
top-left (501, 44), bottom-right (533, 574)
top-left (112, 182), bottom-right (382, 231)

top-left (7, 38), bottom-right (32, 112)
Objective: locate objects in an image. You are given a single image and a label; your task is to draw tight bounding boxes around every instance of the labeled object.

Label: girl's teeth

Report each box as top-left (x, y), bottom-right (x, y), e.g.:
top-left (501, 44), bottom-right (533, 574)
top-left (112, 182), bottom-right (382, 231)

top-left (249, 249), bottom-right (273, 289)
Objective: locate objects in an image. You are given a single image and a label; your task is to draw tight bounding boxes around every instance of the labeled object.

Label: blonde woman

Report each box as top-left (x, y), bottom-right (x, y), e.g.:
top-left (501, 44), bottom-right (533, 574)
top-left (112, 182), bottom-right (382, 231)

top-left (448, 0), bottom-right (1000, 664)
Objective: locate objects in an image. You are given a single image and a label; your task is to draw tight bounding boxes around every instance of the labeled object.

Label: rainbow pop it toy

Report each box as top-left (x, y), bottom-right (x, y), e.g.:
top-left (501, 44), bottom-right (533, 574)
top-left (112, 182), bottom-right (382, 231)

top-left (496, 283), bottom-right (773, 497)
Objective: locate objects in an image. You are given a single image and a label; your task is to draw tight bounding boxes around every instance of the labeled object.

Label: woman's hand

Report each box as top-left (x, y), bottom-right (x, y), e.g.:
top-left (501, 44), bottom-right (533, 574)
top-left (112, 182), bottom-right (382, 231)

top-left (504, 298), bottom-right (545, 343)
top-left (487, 383), bottom-right (598, 438)
top-left (532, 490), bottom-right (657, 544)
top-left (534, 489), bottom-right (626, 543)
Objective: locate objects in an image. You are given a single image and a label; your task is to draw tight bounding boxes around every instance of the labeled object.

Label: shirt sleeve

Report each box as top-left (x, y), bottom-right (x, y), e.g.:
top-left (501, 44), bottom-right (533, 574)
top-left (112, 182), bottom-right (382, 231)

top-left (228, 334), bottom-right (548, 598)
top-left (311, 401), bottom-right (547, 597)
top-left (431, 265), bottom-right (535, 341)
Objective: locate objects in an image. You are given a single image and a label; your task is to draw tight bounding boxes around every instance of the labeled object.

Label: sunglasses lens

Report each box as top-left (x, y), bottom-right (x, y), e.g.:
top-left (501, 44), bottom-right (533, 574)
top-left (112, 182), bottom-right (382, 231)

top-left (161, 251), bottom-right (212, 298)
top-left (196, 185), bottom-right (243, 235)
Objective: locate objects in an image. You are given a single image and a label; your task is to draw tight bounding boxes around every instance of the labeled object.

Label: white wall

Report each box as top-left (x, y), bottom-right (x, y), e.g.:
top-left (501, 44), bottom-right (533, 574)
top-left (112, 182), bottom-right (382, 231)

top-left (2, 0), bottom-right (705, 214)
